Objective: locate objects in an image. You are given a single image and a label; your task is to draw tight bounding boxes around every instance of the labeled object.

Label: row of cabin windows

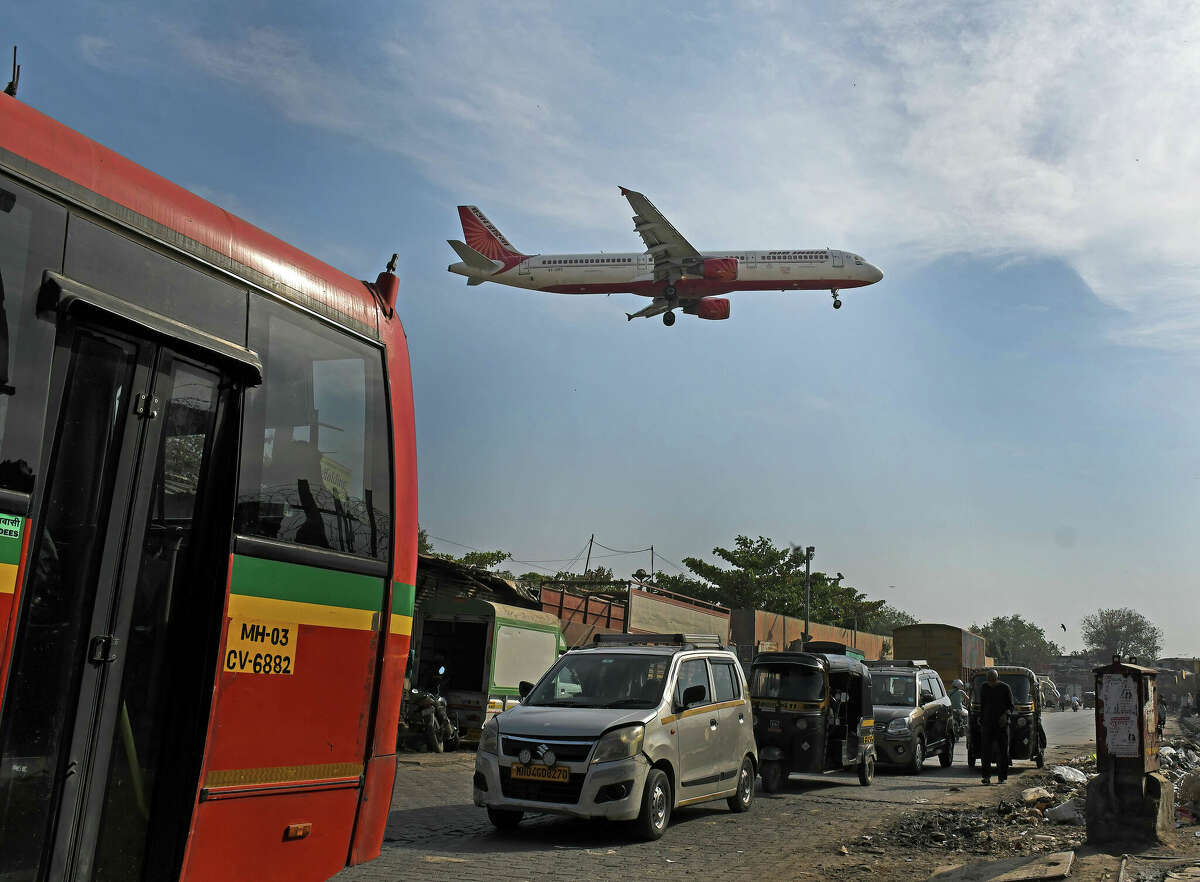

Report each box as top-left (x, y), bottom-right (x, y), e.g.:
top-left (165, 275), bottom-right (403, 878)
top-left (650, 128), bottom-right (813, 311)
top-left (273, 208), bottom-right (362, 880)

top-left (542, 257), bottom-right (637, 265)
top-left (537, 252), bottom-right (832, 266)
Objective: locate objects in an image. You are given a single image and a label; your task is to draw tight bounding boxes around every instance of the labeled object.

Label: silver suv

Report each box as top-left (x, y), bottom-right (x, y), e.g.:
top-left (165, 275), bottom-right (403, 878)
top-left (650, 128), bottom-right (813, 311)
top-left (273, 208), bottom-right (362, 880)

top-left (472, 634), bottom-right (757, 839)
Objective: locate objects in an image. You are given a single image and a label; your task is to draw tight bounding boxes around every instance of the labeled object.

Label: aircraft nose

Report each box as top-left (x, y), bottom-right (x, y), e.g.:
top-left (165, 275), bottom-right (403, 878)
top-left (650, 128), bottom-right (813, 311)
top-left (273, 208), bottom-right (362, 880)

top-left (867, 264), bottom-right (884, 284)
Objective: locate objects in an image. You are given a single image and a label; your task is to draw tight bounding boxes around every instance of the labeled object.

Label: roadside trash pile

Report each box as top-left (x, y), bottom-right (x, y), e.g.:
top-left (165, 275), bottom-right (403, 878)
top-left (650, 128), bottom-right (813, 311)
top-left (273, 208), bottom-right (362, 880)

top-left (875, 761), bottom-right (1097, 859)
top-left (878, 791), bottom-right (1088, 857)
top-left (1161, 734), bottom-right (1200, 827)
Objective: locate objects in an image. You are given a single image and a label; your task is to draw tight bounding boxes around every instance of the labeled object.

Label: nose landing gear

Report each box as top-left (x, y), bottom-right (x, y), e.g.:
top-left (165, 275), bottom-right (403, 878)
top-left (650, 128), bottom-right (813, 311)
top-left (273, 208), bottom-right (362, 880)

top-left (831, 288), bottom-right (842, 310)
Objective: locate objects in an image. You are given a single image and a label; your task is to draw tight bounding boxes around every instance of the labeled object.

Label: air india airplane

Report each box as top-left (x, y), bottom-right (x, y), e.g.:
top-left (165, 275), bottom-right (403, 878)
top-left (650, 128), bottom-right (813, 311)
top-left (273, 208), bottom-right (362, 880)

top-left (447, 187), bottom-right (883, 326)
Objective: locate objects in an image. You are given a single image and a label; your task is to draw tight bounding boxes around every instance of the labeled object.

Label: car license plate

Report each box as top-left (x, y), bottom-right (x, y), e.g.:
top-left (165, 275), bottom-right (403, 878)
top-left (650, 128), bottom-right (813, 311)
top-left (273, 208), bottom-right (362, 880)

top-left (768, 719), bottom-right (782, 731)
top-left (510, 764), bottom-right (569, 783)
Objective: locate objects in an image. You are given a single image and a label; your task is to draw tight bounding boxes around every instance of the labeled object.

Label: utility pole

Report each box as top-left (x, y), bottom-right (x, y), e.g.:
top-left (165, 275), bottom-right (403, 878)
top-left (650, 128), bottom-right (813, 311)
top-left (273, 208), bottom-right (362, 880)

top-left (650, 546), bottom-right (654, 582)
top-left (803, 546), bottom-right (814, 650)
top-left (583, 533), bottom-right (594, 573)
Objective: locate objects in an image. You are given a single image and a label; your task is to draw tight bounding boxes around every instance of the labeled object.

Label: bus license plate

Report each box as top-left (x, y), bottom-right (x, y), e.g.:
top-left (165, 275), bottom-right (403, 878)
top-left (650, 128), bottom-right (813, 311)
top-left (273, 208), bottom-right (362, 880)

top-left (510, 764), bottom-right (569, 783)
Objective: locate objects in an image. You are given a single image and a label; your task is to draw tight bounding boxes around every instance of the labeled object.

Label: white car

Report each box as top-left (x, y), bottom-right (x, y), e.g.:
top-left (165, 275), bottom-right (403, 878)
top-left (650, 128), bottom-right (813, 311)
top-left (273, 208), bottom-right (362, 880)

top-left (472, 633), bottom-right (757, 839)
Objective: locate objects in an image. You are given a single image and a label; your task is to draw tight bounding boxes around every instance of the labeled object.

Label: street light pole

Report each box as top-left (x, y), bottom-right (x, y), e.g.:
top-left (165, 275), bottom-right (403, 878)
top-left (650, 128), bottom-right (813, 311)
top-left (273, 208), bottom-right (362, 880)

top-left (803, 546), bottom-right (814, 650)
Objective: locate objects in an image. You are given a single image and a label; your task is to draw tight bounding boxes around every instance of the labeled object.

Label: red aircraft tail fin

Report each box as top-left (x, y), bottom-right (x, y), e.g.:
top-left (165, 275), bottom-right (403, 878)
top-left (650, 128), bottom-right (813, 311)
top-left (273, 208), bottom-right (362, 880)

top-left (457, 205), bottom-right (526, 261)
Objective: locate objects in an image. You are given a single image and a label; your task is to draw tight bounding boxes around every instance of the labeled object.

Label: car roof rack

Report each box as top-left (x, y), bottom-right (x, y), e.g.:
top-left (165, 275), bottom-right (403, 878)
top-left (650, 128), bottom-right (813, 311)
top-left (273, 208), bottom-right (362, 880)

top-left (865, 658), bottom-right (930, 669)
top-left (591, 633), bottom-right (725, 650)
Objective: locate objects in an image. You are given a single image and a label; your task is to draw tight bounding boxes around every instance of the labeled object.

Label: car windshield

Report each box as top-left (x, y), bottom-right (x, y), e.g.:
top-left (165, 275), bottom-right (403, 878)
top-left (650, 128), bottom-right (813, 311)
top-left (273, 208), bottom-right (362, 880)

top-left (524, 652), bottom-right (670, 709)
top-left (972, 673), bottom-right (1033, 703)
top-left (871, 674), bottom-right (917, 706)
top-left (749, 664), bottom-right (825, 702)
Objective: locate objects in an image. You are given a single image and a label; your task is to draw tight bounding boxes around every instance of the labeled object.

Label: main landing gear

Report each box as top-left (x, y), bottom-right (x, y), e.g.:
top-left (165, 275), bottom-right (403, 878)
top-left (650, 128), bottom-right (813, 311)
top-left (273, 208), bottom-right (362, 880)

top-left (664, 284), bottom-right (677, 298)
top-left (831, 288), bottom-right (842, 310)
top-left (662, 311), bottom-right (676, 327)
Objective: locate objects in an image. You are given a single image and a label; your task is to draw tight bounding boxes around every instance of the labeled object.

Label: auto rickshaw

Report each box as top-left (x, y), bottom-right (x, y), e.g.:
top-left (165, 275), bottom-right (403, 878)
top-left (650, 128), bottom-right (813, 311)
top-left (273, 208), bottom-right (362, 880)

top-left (748, 651), bottom-right (876, 791)
top-left (966, 665), bottom-right (1046, 769)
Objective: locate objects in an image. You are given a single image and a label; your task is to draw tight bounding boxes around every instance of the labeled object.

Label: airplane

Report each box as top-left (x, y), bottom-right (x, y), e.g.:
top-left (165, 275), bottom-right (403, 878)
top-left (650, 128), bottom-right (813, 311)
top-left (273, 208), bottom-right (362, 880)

top-left (446, 187), bottom-right (883, 326)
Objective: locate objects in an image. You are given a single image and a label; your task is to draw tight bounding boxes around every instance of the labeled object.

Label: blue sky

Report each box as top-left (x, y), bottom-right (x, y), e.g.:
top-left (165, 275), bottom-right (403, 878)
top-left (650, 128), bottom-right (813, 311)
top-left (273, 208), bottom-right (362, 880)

top-left (8, 1), bottom-right (1200, 654)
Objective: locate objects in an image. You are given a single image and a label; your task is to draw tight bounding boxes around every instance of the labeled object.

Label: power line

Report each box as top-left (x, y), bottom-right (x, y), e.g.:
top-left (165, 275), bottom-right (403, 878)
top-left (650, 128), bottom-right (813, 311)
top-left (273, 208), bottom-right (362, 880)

top-left (593, 540), bottom-right (653, 555)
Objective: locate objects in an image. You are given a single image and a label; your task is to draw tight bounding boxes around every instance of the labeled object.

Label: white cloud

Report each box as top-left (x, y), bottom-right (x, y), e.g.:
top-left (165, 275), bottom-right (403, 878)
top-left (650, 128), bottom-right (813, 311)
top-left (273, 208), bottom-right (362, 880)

top-left (78, 35), bottom-right (117, 70)
top-left (167, 0), bottom-right (1200, 347)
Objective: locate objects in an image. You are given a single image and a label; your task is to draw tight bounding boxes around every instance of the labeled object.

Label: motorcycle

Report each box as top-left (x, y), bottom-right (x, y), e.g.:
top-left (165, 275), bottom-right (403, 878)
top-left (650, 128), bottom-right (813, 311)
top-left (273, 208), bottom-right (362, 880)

top-left (402, 665), bottom-right (460, 753)
top-left (951, 706), bottom-right (969, 740)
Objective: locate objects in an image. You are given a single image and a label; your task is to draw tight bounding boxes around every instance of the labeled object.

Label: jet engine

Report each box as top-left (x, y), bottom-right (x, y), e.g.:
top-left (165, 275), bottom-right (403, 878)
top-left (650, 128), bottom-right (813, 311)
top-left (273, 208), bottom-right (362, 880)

top-left (683, 257), bottom-right (739, 281)
top-left (683, 298), bottom-right (731, 320)
top-left (701, 257), bottom-right (738, 281)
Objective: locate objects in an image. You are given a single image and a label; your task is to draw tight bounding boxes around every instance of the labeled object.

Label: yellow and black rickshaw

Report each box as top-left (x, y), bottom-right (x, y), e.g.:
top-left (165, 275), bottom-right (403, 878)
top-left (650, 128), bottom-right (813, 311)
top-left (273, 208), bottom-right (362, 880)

top-left (967, 665), bottom-right (1046, 769)
top-left (748, 651), bottom-right (876, 791)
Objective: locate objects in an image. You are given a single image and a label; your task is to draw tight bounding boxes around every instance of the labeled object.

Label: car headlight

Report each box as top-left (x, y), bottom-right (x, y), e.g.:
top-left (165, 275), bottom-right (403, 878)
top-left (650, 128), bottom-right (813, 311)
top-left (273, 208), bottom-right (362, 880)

top-left (479, 720), bottom-right (499, 755)
top-left (591, 725), bottom-right (645, 764)
top-left (887, 718), bottom-right (911, 735)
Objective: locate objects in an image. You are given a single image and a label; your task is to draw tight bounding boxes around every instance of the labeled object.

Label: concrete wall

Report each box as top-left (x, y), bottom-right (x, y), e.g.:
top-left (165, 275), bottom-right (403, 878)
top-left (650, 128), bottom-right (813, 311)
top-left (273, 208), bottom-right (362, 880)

top-left (628, 589), bottom-right (730, 641)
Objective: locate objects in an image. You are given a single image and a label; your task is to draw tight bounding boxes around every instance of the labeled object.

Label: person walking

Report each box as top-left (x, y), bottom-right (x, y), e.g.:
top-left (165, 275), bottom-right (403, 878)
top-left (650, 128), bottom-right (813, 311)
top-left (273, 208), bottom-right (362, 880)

top-left (978, 668), bottom-right (1014, 785)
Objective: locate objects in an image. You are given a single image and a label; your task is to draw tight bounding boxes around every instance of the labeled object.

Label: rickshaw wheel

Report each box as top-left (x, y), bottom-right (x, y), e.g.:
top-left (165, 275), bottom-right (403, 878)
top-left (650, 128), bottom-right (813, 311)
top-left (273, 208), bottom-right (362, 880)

top-left (761, 761), bottom-right (784, 793)
top-left (858, 756), bottom-right (875, 786)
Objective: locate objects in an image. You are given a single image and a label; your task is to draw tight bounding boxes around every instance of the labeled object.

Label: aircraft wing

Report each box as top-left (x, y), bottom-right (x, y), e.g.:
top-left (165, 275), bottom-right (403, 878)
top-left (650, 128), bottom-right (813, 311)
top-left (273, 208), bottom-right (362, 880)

top-left (619, 186), bottom-right (701, 282)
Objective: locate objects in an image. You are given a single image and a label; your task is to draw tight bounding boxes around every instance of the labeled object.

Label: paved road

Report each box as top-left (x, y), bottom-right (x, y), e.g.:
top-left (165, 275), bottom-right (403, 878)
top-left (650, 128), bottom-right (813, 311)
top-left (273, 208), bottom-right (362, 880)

top-left (1041, 706), bottom-right (1096, 749)
top-left (333, 711), bottom-right (1096, 882)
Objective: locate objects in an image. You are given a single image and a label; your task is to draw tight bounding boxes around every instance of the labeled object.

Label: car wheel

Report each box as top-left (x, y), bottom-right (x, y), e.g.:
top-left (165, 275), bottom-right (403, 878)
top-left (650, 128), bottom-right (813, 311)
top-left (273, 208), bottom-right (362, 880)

top-left (635, 768), bottom-right (672, 841)
top-left (727, 757), bottom-right (755, 812)
top-left (858, 756), bottom-right (875, 786)
top-left (487, 807), bottom-right (523, 830)
top-left (909, 738), bottom-right (925, 775)
top-left (940, 739), bottom-right (953, 768)
top-left (760, 760), bottom-right (784, 794)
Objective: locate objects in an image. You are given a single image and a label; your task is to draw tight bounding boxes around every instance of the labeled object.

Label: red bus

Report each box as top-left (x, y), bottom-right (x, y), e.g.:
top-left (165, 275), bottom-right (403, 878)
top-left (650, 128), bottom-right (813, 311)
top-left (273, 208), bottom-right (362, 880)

top-left (0, 93), bottom-right (416, 879)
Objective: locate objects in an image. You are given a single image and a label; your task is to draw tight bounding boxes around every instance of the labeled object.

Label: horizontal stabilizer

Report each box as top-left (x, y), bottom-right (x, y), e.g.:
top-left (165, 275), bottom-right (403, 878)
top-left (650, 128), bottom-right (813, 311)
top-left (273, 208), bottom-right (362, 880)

top-left (447, 239), bottom-right (503, 273)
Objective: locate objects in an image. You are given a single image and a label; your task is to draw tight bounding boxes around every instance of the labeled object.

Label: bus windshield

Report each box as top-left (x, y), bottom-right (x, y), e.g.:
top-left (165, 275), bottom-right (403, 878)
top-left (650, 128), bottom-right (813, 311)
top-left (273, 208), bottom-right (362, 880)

top-left (750, 664), bottom-right (825, 702)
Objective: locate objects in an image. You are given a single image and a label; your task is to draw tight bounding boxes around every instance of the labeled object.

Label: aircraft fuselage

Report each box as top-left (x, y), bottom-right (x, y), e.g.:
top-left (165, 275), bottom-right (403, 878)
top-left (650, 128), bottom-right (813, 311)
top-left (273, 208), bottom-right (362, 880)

top-left (448, 247), bottom-right (882, 298)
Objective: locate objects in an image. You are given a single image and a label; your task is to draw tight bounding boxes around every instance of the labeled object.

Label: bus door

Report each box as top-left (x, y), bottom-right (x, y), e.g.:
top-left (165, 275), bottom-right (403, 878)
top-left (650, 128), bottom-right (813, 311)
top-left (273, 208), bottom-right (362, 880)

top-left (0, 290), bottom-right (257, 880)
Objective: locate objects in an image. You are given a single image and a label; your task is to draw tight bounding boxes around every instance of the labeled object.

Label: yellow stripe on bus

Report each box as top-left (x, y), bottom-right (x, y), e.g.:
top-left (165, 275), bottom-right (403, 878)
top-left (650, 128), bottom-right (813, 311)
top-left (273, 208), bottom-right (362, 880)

top-left (227, 594), bottom-right (378, 632)
top-left (389, 614), bottom-right (413, 636)
top-left (0, 562), bottom-right (16, 595)
top-left (204, 762), bottom-right (364, 788)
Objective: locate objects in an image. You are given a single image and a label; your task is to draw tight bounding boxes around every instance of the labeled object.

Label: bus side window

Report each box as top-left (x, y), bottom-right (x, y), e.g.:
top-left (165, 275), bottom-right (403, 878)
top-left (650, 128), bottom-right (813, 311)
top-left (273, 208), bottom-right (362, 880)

top-left (0, 179), bottom-right (66, 497)
top-left (236, 296), bottom-right (391, 560)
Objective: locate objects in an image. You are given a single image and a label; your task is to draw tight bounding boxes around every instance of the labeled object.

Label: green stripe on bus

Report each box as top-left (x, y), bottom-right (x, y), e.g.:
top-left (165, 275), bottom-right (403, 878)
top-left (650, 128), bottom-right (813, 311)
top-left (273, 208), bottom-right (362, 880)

top-left (0, 515), bottom-right (24, 566)
top-left (392, 582), bottom-right (415, 617)
top-left (230, 554), bottom-right (384, 612)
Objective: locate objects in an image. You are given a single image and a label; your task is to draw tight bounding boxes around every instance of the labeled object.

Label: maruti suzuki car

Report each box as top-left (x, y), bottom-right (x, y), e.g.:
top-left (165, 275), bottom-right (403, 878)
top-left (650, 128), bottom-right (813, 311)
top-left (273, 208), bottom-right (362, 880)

top-left (472, 633), bottom-right (757, 840)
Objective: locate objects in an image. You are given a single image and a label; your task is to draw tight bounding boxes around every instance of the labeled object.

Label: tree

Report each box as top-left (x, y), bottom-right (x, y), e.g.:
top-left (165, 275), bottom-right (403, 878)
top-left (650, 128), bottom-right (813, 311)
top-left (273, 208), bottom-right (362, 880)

top-left (1080, 608), bottom-right (1163, 661)
top-left (417, 526), bottom-right (435, 556)
top-left (652, 535), bottom-right (903, 631)
top-left (970, 615), bottom-right (1064, 670)
top-left (457, 549), bottom-right (512, 571)
top-left (862, 604), bottom-right (919, 637)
